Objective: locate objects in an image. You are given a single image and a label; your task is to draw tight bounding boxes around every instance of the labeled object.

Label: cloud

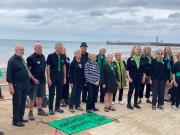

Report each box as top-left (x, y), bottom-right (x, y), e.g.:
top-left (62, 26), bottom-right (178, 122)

top-left (168, 12), bottom-right (180, 19)
top-left (25, 14), bottom-right (43, 22)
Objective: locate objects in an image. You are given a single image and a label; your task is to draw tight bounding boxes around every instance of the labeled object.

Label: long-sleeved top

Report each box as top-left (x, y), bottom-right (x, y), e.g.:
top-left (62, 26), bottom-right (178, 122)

top-left (151, 59), bottom-right (169, 80)
top-left (69, 59), bottom-right (85, 85)
top-left (141, 55), bottom-right (153, 76)
top-left (84, 61), bottom-right (100, 84)
top-left (6, 54), bottom-right (31, 90)
top-left (172, 61), bottom-right (180, 81)
top-left (126, 56), bottom-right (145, 80)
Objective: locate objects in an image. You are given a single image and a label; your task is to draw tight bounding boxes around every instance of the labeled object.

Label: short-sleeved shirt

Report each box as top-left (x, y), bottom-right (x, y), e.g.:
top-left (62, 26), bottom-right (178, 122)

top-left (46, 53), bottom-right (66, 79)
top-left (172, 62), bottom-right (180, 81)
top-left (27, 53), bottom-right (46, 83)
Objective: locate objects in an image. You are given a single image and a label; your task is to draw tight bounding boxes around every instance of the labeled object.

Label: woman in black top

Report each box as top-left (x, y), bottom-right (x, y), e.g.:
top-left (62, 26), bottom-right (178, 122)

top-left (172, 52), bottom-right (180, 109)
top-left (138, 47), bottom-right (153, 104)
top-left (61, 47), bottom-right (70, 107)
top-left (164, 47), bottom-right (174, 101)
top-left (126, 46), bottom-right (145, 110)
top-left (102, 54), bottom-right (118, 112)
top-left (151, 49), bottom-right (169, 110)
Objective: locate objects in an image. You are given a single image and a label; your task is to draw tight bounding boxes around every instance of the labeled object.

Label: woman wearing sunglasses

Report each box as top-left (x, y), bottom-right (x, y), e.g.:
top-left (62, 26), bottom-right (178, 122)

top-left (151, 49), bottom-right (169, 110)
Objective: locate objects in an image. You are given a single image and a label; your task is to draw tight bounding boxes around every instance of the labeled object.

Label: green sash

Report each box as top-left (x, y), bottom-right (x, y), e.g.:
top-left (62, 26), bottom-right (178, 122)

top-left (20, 57), bottom-right (30, 77)
top-left (156, 57), bottom-right (163, 62)
top-left (176, 72), bottom-right (180, 77)
top-left (116, 61), bottom-right (126, 88)
top-left (97, 54), bottom-right (107, 84)
top-left (0, 70), bottom-right (3, 78)
top-left (58, 55), bottom-right (61, 72)
top-left (132, 55), bottom-right (141, 69)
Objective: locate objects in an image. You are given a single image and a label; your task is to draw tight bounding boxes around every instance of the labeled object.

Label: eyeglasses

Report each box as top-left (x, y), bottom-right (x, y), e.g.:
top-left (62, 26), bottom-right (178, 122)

top-left (158, 53), bottom-right (163, 55)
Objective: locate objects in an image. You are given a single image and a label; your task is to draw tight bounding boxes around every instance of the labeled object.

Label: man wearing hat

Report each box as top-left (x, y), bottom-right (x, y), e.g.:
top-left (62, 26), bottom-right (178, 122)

top-left (80, 42), bottom-right (89, 103)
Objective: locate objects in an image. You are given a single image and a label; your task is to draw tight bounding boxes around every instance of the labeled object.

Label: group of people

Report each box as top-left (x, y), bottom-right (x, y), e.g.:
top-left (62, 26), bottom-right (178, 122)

top-left (2, 42), bottom-right (180, 129)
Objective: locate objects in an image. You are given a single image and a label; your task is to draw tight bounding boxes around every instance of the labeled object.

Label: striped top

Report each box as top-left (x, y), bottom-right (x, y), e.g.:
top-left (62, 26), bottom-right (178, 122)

top-left (85, 61), bottom-right (100, 84)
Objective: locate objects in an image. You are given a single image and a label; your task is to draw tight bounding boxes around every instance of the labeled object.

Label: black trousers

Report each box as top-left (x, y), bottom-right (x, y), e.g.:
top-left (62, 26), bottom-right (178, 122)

top-left (113, 88), bottom-right (123, 102)
top-left (128, 79), bottom-right (141, 105)
top-left (62, 79), bottom-right (69, 101)
top-left (82, 84), bottom-right (87, 102)
top-left (12, 88), bottom-right (27, 123)
top-left (69, 82), bottom-right (83, 109)
top-left (152, 80), bottom-right (166, 106)
top-left (86, 83), bottom-right (98, 110)
top-left (171, 80), bottom-right (180, 107)
top-left (100, 84), bottom-right (106, 102)
top-left (0, 87), bottom-right (2, 97)
top-left (139, 83), bottom-right (151, 99)
top-left (48, 77), bottom-right (63, 110)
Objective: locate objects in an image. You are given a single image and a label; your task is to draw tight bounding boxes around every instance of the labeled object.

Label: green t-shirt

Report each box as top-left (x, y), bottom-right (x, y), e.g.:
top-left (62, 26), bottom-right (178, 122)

top-left (0, 70), bottom-right (3, 78)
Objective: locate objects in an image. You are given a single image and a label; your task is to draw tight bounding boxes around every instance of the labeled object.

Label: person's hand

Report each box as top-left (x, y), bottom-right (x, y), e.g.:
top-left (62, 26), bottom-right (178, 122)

top-left (94, 81), bottom-right (99, 86)
top-left (174, 81), bottom-right (178, 87)
top-left (64, 78), bottom-right (67, 84)
top-left (142, 75), bottom-right (146, 84)
top-left (0, 95), bottom-right (4, 100)
top-left (70, 84), bottom-right (73, 89)
top-left (47, 78), bottom-right (52, 87)
top-left (128, 78), bottom-right (133, 83)
top-left (9, 85), bottom-right (14, 95)
top-left (33, 78), bottom-right (40, 85)
top-left (149, 79), bottom-right (152, 84)
top-left (102, 84), bottom-right (106, 88)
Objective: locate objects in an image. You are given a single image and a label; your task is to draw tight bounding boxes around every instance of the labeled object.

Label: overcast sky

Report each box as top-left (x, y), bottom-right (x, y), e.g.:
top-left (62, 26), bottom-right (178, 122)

top-left (0, 0), bottom-right (180, 42)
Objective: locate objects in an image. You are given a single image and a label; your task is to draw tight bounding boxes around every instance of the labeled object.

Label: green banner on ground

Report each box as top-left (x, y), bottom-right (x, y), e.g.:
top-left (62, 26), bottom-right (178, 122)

top-left (48, 112), bottom-right (113, 135)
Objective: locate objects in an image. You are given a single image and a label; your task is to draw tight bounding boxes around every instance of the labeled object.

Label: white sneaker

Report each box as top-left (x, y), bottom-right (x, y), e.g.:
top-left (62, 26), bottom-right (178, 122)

top-left (171, 105), bottom-right (177, 110)
top-left (119, 101), bottom-right (124, 105)
top-left (112, 102), bottom-right (115, 105)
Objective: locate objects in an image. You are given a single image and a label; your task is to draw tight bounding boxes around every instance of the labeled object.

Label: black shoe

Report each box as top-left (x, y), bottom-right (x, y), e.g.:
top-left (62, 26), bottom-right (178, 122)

top-left (134, 104), bottom-right (141, 109)
top-left (157, 105), bottom-right (164, 110)
top-left (146, 99), bottom-right (152, 104)
top-left (152, 106), bottom-right (156, 110)
top-left (20, 119), bottom-right (28, 123)
top-left (54, 108), bottom-right (64, 113)
top-left (28, 111), bottom-right (35, 121)
top-left (38, 108), bottom-right (49, 116)
top-left (49, 110), bottom-right (55, 115)
top-left (86, 110), bottom-right (94, 113)
top-left (100, 100), bottom-right (104, 103)
top-left (13, 122), bottom-right (25, 127)
top-left (92, 108), bottom-right (99, 111)
top-left (127, 104), bottom-right (134, 110)
top-left (0, 131), bottom-right (4, 135)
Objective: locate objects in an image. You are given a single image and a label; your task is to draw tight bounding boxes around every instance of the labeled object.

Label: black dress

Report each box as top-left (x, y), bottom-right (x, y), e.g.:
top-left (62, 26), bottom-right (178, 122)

top-left (102, 64), bottom-right (118, 93)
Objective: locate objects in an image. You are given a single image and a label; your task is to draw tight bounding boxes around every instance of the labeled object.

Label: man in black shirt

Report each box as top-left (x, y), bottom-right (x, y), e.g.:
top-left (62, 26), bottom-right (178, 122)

top-left (80, 42), bottom-right (89, 103)
top-left (46, 43), bottom-right (66, 115)
top-left (27, 43), bottom-right (48, 120)
top-left (6, 45), bottom-right (38, 127)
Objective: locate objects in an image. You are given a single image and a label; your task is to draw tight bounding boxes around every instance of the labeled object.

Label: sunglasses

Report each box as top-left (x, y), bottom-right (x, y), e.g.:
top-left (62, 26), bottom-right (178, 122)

top-left (158, 53), bottom-right (163, 55)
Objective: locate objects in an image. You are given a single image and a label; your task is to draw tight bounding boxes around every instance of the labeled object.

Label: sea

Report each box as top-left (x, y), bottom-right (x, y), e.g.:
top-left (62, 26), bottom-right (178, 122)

top-left (0, 39), bottom-right (180, 68)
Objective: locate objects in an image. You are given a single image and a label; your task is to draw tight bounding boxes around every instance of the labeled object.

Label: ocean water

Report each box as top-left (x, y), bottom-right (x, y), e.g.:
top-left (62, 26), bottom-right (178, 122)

top-left (0, 39), bottom-right (180, 68)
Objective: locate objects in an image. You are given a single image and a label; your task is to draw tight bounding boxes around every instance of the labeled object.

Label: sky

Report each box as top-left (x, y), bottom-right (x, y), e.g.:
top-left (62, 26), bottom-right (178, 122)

top-left (0, 0), bottom-right (180, 42)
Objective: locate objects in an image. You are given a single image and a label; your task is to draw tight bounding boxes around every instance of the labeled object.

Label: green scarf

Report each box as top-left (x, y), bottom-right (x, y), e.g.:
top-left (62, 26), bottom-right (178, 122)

top-left (156, 57), bottom-right (163, 62)
top-left (145, 55), bottom-right (152, 64)
top-left (20, 57), bottom-right (30, 77)
top-left (97, 54), bottom-right (107, 84)
top-left (165, 55), bottom-right (173, 80)
top-left (107, 62), bottom-right (116, 77)
top-left (132, 55), bottom-right (141, 69)
top-left (0, 70), bottom-right (3, 78)
top-left (116, 60), bottom-right (126, 89)
top-left (58, 55), bottom-right (61, 72)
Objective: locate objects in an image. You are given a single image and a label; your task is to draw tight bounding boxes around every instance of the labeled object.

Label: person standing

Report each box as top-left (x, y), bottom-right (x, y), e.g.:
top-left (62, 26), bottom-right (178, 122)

top-left (126, 46), bottom-right (145, 110)
top-left (97, 48), bottom-right (107, 103)
top-left (171, 52), bottom-right (180, 109)
top-left (46, 43), bottom-right (66, 115)
top-left (61, 47), bottom-right (70, 107)
top-left (138, 47), bottom-right (153, 104)
top-left (112, 52), bottom-right (126, 105)
top-left (164, 47), bottom-right (174, 102)
top-left (6, 45), bottom-right (38, 127)
top-left (80, 42), bottom-right (89, 103)
top-left (0, 70), bottom-right (4, 134)
top-left (151, 49), bottom-right (169, 110)
top-left (69, 50), bottom-right (84, 113)
top-left (85, 54), bottom-right (100, 112)
top-left (27, 43), bottom-right (48, 120)
top-left (102, 54), bottom-right (118, 112)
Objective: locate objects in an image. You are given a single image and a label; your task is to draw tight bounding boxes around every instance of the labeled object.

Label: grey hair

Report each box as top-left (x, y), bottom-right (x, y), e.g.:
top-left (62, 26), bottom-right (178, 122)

top-left (130, 45), bottom-right (142, 56)
top-left (55, 42), bottom-right (63, 49)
